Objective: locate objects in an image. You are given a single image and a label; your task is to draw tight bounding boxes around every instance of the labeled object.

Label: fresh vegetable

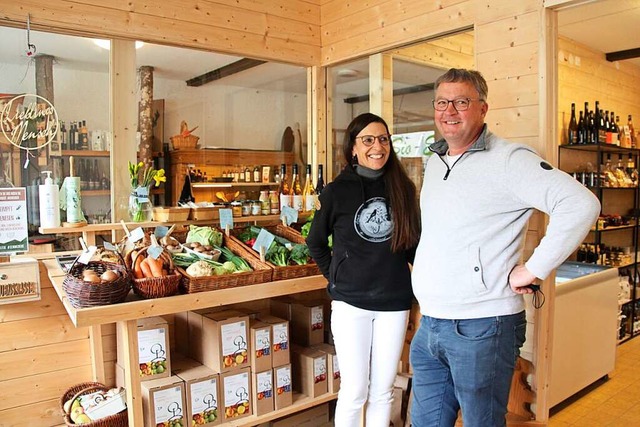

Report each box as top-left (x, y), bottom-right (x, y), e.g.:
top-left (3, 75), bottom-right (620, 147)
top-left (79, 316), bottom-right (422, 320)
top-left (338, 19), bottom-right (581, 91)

top-left (146, 256), bottom-right (164, 277)
top-left (140, 258), bottom-right (153, 278)
top-left (290, 244), bottom-right (311, 265)
top-left (266, 242), bottom-right (289, 267)
top-left (216, 245), bottom-right (252, 272)
top-left (186, 226), bottom-right (223, 248)
top-left (133, 254), bottom-right (144, 279)
top-left (186, 260), bottom-right (214, 277)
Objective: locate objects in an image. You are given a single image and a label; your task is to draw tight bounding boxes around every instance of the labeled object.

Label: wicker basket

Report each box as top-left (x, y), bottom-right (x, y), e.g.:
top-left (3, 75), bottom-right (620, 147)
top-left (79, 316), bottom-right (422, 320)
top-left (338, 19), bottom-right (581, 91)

top-left (180, 234), bottom-right (272, 293)
top-left (63, 261), bottom-right (132, 308)
top-left (128, 247), bottom-right (182, 299)
top-left (230, 224), bottom-right (321, 281)
top-left (60, 382), bottom-right (128, 427)
top-left (170, 134), bottom-right (199, 150)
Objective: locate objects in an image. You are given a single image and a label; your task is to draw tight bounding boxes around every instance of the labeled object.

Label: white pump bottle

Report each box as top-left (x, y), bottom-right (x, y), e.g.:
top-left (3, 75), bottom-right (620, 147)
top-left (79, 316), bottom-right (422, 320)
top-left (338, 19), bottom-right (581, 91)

top-left (39, 171), bottom-right (61, 228)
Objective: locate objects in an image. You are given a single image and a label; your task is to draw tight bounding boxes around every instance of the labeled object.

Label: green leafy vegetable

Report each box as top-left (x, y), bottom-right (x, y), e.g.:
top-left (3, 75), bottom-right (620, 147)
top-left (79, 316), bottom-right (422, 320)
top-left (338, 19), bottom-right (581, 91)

top-left (290, 244), bottom-right (310, 265)
top-left (186, 226), bottom-right (223, 248)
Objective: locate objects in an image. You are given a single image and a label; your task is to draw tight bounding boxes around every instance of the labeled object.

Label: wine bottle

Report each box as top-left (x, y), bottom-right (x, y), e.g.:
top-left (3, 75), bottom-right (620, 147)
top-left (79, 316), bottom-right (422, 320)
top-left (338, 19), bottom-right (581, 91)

top-left (611, 112), bottom-right (619, 146)
top-left (568, 103), bottom-right (578, 145)
top-left (60, 121), bottom-right (68, 150)
top-left (595, 101), bottom-right (605, 144)
top-left (279, 164), bottom-right (291, 210)
top-left (629, 115), bottom-right (636, 149)
top-left (80, 120), bottom-right (89, 150)
top-left (604, 110), bottom-right (612, 144)
top-left (315, 164), bottom-right (325, 195)
top-left (577, 111), bottom-right (585, 144)
top-left (90, 159), bottom-right (99, 190)
top-left (619, 115), bottom-right (629, 148)
top-left (290, 164), bottom-right (303, 211)
top-left (303, 164), bottom-right (316, 212)
top-left (588, 111), bottom-right (597, 144)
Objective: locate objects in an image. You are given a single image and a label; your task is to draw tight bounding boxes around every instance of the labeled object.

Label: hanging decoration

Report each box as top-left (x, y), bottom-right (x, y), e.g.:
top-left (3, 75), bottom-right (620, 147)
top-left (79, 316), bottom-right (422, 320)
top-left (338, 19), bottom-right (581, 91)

top-left (25, 14), bottom-right (37, 57)
top-left (0, 94), bottom-right (59, 168)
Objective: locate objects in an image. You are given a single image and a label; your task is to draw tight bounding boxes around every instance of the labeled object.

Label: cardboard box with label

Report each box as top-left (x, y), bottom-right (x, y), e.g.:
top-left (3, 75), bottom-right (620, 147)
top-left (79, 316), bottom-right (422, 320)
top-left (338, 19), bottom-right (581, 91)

top-left (292, 345), bottom-right (328, 398)
top-left (252, 369), bottom-right (274, 416)
top-left (290, 301), bottom-right (324, 346)
top-left (257, 314), bottom-right (290, 366)
top-left (176, 365), bottom-right (221, 426)
top-left (250, 320), bottom-right (272, 372)
top-left (273, 363), bottom-right (293, 410)
top-left (312, 343), bottom-right (340, 394)
top-left (220, 367), bottom-right (252, 422)
top-left (188, 309), bottom-right (250, 373)
top-left (117, 316), bottom-right (171, 381)
top-left (141, 376), bottom-right (186, 427)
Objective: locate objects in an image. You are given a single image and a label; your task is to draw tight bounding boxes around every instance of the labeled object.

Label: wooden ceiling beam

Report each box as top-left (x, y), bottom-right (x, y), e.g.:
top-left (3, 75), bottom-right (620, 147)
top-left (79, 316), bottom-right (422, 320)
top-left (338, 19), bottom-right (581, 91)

top-left (606, 48), bottom-right (640, 62)
top-left (186, 58), bottom-right (266, 87)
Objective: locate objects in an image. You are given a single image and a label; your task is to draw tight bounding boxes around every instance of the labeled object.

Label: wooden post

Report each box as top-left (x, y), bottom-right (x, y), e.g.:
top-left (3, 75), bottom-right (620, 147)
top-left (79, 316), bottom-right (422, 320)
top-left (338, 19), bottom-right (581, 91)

top-left (138, 65), bottom-right (154, 168)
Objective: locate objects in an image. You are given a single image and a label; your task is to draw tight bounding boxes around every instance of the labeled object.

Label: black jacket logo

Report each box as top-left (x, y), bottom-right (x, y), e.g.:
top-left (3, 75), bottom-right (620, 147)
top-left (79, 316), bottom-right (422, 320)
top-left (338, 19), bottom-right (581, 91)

top-left (353, 197), bottom-right (392, 242)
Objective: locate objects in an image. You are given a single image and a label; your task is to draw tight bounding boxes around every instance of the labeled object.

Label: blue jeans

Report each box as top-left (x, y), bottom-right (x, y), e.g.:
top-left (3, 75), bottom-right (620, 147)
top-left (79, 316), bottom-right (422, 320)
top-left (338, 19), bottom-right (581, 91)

top-left (409, 312), bottom-right (526, 427)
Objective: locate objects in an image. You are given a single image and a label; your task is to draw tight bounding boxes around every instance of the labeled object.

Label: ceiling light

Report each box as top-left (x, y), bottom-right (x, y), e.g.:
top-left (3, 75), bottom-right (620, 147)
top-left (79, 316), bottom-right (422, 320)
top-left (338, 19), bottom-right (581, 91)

top-left (93, 39), bottom-right (145, 50)
top-left (337, 69), bottom-right (358, 78)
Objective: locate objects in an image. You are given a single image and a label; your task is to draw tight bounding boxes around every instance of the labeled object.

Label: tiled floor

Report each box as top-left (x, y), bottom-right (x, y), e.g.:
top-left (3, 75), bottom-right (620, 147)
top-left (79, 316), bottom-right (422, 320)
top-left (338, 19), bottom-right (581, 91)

top-left (549, 336), bottom-right (640, 426)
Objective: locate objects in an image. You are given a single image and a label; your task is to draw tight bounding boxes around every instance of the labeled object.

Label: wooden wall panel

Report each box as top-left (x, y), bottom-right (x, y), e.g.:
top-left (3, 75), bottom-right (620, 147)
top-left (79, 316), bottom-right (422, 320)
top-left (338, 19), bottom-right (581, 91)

top-left (389, 33), bottom-right (475, 70)
top-left (0, 0), bottom-right (321, 65)
top-left (0, 289), bottom-right (67, 322)
top-left (0, 314), bottom-right (89, 352)
top-left (0, 340), bottom-right (90, 382)
top-left (0, 398), bottom-right (62, 427)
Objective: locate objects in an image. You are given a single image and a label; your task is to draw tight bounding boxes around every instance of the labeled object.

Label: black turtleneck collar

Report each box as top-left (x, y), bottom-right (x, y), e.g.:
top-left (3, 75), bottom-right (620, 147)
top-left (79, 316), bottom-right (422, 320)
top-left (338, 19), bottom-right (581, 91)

top-left (354, 164), bottom-right (384, 180)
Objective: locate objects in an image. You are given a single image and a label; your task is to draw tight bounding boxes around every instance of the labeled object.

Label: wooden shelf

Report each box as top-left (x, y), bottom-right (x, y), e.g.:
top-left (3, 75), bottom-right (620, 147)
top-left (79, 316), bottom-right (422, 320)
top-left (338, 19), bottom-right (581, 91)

top-left (193, 182), bottom-right (279, 188)
top-left (61, 149), bottom-right (110, 157)
top-left (47, 266), bottom-right (325, 328)
top-left (81, 189), bottom-right (110, 197)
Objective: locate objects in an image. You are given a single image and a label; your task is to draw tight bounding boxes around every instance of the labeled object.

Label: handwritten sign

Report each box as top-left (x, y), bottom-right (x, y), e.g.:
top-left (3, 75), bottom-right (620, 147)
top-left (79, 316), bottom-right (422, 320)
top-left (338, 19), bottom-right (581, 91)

top-left (130, 227), bottom-right (146, 243)
top-left (219, 209), bottom-right (234, 230)
top-left (154, 226), bottom-right (169, 239)
top-left (391, 131), bottom-right (435, 158)
top-left (280, 206), bottom-right (298, 226)
top-left (0, 94), bottom-right (58, 152)
top-left (253, 229), bottom-right (275, 254)
top-left (0, 188), bottom-right (28, 254)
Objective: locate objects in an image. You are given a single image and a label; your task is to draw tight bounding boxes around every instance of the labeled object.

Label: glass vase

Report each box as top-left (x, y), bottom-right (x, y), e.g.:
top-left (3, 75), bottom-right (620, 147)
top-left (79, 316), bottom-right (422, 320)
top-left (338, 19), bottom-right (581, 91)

top-left (128, 186), bottom-right (154, 222)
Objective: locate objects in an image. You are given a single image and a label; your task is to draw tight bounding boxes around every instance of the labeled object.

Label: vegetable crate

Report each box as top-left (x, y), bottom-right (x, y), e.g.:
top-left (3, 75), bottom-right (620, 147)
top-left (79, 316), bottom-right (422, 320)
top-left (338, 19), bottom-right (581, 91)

top-left (230, 224), bottom-right (321, 281)
top-left (179, 234), bottom-right (272, 293)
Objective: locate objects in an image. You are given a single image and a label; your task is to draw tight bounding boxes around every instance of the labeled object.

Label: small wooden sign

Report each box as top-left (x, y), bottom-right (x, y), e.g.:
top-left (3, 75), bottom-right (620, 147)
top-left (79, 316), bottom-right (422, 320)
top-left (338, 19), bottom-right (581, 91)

top-left (0, 257), bottom-right (41, 305)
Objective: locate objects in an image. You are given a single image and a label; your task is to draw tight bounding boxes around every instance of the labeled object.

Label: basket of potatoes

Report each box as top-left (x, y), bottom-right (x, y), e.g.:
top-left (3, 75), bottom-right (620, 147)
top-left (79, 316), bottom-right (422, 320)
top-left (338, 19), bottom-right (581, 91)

top-left (62, 258), bottom-right (132, 308)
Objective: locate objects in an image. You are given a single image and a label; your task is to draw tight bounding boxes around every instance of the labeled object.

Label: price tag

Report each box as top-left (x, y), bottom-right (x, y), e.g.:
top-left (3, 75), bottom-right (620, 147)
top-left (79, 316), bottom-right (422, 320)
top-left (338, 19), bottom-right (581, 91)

top-left (77, 245), bottom-right (97, 264)
top-left (280, 206), bottom-right (298, 226)
top-left (130, 227), bottom-right (145, 242)
top-left (135, 186), bottom-right (150, 203)
top-left (104, 242), bottom-right (118, 252)
top-left (148, 245), bottom-right (164, 260)
top-left (154, 226), bottom-right (169, 238)
top-left (253, 229), bottom-right (276, 254)
top-left (219, 209), bottom-right (234, 230)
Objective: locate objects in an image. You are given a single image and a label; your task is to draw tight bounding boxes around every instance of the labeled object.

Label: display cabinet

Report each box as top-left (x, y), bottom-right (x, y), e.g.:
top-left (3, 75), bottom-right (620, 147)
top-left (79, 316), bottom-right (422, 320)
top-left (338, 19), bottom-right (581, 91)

top-left (558, 143), bottom-right (640, 342)
top-left (167, 149), bottom-right (294, 205)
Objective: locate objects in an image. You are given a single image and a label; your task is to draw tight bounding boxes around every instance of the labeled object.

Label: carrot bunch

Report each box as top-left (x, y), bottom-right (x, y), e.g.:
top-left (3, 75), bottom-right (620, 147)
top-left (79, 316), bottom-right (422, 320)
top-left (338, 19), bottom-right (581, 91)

top-left (131, 249), bottom-right (170, 279)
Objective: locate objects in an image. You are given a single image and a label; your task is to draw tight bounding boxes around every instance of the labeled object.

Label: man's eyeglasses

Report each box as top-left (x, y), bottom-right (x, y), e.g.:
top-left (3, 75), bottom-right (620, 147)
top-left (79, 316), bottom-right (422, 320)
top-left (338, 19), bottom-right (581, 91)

top-left (356, 134), bottom-right (391, 146)
top-left (432, 98), bottom-right (483, 112)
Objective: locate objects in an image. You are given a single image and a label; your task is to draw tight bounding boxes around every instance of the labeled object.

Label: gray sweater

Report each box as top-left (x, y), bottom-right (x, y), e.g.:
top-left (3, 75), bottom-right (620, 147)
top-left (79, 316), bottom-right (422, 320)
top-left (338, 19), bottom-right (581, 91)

top-left (411, 128), bottom-right (600, 319)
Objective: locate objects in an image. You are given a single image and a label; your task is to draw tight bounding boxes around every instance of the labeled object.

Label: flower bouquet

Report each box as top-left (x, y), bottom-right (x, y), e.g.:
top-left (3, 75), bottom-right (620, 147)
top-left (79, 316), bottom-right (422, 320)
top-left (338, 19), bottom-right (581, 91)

top-left (128, 161), bottom-right (166, 222)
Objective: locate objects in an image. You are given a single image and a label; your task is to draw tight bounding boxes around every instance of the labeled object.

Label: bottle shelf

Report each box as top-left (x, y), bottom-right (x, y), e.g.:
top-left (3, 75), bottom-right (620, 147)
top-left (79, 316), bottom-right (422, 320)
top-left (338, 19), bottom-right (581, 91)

top-left (559, 143), bottom-right (638, 154)
top-left (192, 182), bottom-right (279, 188)
top-left (81, 189), bottom-right (110, 197)
top-left (590, 223), bottom-right (637, 232)
top-left (60, 150), bottom-right (110, 157)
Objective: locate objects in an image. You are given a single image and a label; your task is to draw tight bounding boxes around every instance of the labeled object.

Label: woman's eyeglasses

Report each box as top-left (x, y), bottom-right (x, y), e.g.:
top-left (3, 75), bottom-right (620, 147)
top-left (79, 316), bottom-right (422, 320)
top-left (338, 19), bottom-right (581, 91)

top-left (356, 134), bottom-right (391, 146)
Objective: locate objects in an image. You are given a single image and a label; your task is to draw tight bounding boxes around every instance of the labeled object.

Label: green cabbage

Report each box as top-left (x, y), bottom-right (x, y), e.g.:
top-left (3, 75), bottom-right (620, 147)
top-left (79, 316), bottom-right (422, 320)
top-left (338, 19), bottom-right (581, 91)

top-left (186, 226), bottom-right (223, 248)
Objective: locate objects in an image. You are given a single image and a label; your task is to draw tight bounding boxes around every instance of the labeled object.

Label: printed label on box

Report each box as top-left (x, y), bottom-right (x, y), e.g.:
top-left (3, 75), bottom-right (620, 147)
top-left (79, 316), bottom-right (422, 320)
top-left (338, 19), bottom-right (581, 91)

top-left (153, 386), bottom-right (184, 423)
top-left (224, 372), bottom-right (250, 418)
top-left (311, 306), bottom-right (323, 330)
top-left (190, 378), bottom-right (219, 425)
top-left (256, 371), bottom-right (273, 399)
top-left (314, 357), bottom-right (327, 384)
top-left (138, 328), bottom-right (167, 376)
top-left (272, 323), bottom-right (288, 352)
top-left (221, 321), bottom-right (248, 369)
top-left (255, 329), bottom-right (270, 357)
top-left (333, 355), bottom-right (341, 379)
top-left (275, 366), bottom-right (292, 394)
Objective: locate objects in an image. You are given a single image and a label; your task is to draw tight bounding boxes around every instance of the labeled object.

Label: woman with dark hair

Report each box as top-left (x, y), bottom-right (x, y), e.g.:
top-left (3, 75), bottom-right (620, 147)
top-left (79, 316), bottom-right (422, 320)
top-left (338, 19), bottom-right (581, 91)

top-left (306, 112), bottom-right (420, 427)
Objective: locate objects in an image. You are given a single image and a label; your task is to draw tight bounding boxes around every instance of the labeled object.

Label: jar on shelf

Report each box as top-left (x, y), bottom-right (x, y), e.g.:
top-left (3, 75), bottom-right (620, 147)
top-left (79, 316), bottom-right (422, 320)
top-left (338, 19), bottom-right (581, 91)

top-left (230, 201), bottom-right (242, 217)
top-left (269, 190), bottom-right (279, 215)
top-left (251, 200), bottom-right (261, 216)
top-left (259, 191), bottom-right (270, 215)
top-left (242, 200), bottom-right (251, 216)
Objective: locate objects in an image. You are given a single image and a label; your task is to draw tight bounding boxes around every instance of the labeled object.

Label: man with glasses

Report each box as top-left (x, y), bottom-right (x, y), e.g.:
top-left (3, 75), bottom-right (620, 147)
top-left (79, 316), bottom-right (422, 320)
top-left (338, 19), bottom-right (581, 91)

top-left (409, 68), bottom-right (600, 426)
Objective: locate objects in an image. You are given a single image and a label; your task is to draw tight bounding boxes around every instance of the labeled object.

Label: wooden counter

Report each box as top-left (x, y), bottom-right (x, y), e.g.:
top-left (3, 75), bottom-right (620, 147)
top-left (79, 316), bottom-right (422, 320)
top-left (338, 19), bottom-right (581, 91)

top-left (42, 255), bottom-right (330, 426)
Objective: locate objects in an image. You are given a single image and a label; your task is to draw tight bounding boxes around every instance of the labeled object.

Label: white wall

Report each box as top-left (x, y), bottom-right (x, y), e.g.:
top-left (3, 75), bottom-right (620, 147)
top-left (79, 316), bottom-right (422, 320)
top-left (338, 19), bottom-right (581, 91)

top-left (155, 76), bottom-right (307, 151)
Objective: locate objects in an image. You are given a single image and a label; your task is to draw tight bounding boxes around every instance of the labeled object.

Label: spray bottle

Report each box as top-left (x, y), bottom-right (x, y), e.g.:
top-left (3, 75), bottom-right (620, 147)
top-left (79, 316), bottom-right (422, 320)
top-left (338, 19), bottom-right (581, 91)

top-left (39, 171), bottom-right (61, 228)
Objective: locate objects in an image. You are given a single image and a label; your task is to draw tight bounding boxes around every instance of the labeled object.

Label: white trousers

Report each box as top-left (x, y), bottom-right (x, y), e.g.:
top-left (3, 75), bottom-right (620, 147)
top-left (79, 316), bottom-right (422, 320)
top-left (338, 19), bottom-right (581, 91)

top-left (331, 300), bottom-right (409, 427)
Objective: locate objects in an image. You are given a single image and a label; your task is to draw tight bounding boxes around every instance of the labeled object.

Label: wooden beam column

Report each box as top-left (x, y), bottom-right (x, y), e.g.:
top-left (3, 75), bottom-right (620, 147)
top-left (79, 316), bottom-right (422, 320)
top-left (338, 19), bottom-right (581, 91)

top-left (307, 66), bottom-right (328, 181)
top-left (35, 54), bottom-right (54, 104)
top-left (138, 65), bottom-right (154, 168)
top-left (369, 53), bottom-right (394, 132)
top-left (110, 40), bottom-right (138, 221)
